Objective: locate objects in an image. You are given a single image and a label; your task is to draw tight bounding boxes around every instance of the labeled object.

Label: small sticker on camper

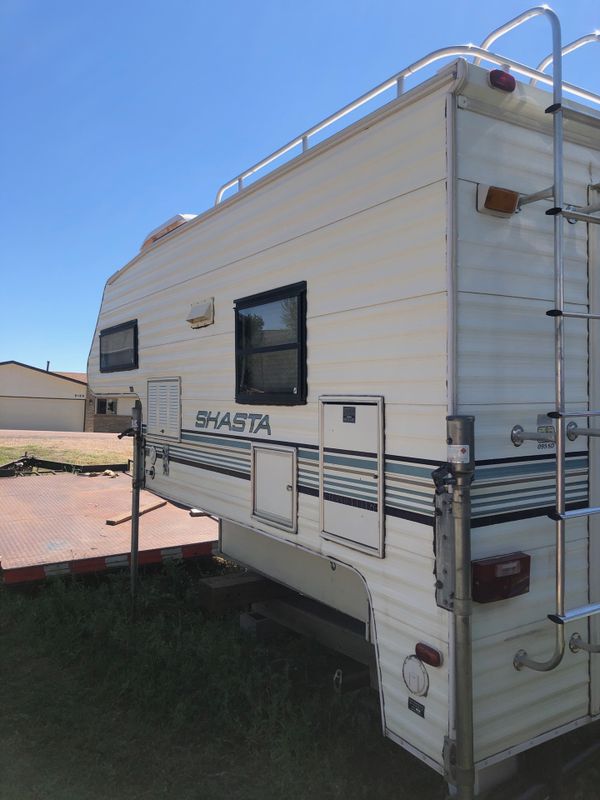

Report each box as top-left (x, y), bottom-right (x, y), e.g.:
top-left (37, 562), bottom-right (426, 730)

top-left (408, 698), bottom-right (425, 718)
top-left (343, 406), bottom-right (356, 423)
top-left (447, 444), bottom-right (470, 464)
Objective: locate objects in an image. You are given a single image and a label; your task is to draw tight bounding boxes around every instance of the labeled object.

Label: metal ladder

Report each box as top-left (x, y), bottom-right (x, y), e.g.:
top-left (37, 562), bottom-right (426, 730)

top-left (504, 12), bottom-right (600, 671)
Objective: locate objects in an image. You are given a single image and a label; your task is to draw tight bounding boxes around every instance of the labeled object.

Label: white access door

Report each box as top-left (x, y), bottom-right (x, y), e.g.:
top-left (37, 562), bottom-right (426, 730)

top-left (589, 187), bottom-right (600, 715)
top-left (320, 396), bottom-right (384, 557)
top-left (251, 444), bottom-right (297, 533)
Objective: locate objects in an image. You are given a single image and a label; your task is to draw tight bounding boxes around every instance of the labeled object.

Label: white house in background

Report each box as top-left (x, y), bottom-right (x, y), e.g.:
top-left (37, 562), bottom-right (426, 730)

top-left (0, 361), bottom-right (132, 433)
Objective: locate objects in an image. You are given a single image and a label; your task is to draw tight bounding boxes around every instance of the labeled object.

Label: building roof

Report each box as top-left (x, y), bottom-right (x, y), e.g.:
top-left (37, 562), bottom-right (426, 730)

top-left (0, 361), bottom-right (88, 386)
top-left (56, 371), bottom-right (88, 384)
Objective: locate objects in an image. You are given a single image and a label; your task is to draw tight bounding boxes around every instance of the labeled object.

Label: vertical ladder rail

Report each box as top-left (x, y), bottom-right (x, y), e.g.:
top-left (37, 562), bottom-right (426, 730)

top-left (474, 6), bottom-right (562, 66)
top-left (514, 7), bottom-right (566, 672)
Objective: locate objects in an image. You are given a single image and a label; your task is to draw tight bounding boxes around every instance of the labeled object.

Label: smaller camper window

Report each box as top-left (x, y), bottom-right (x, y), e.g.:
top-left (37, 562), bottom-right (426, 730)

top-left (99, 320), bottom-right (138, 373)
top-left (235, 282), bottom-right (307, 405)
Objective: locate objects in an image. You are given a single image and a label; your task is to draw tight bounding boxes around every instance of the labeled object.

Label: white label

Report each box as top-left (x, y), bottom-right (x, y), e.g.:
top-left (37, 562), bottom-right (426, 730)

top-left (448, 444), bottom-right (470, 464)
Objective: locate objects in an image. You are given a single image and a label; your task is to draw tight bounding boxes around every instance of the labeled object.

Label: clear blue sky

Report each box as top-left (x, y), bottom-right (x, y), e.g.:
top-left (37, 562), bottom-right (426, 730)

top-left (1, 0), bottom-right (599, 372)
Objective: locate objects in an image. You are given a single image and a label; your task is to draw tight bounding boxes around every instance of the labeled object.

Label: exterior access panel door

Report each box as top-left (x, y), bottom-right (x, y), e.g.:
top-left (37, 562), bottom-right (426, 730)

top-left (320, 396), bottom-right (384, 557)
top-left (251, 444), bottom-right (297, 533)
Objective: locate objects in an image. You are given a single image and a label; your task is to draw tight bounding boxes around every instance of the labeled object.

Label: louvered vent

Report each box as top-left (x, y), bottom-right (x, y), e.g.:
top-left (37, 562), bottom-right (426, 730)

top-left (147, 379), bottom-right (180, 439)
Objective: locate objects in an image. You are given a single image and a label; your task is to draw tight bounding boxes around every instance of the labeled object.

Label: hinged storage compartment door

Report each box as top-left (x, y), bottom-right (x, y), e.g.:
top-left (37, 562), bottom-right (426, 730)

top-left (147, 378), bottom-right (181, 440)
top-left (320, 396), bottom-right (384, 557)
top-left (251, 444), bottom-right (297, 533)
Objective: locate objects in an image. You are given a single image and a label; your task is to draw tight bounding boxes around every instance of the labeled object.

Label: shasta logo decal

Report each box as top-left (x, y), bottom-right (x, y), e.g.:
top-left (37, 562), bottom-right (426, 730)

top-left (195, 410), bottom-right (271, 436)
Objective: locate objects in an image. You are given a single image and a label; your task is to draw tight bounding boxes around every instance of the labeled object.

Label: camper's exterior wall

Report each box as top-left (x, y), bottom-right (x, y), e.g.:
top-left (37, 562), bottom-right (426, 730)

top-left (88, 78), bottom-right (455, 768)
top-left (454, 74), bottom-right (600, 766)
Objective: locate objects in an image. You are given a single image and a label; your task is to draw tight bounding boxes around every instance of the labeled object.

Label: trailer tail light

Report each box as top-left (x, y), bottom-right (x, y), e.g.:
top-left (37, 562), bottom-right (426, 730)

top-left (489, 69), bottom-right (516, 92)
top-left (477, 184), bottom-right (520, 217)
top-left (415, 642), bottom-right (443, 668)
top-left (472, 552), bottom-right (531, 603)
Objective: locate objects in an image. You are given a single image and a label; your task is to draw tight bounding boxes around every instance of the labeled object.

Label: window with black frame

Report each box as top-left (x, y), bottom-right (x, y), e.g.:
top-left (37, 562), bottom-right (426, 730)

top-left (235, 282), bottom-right (307, 404)
top-left (99, 320), bottom-right (138, 372)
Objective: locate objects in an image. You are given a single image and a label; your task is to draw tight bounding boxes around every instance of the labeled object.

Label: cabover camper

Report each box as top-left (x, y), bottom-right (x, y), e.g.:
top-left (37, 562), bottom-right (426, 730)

top-left (88, 8), bottom-right (600, 798)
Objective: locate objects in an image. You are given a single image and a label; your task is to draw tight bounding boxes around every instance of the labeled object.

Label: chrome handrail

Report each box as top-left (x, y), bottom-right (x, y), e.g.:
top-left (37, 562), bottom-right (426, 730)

top-left (474, 5), bottom-right (557, 66)
top-left (215, 38), bottom-right (600, 204)
top-left (532, 32), bottom-right (600, 86)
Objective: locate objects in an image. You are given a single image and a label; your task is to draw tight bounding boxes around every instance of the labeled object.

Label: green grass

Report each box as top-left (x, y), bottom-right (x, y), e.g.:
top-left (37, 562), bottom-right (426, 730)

top-left (0, 443), bottom-right (130, 467)
top-left (0, 562), bottom-right (442, 800)
top-left (2, 562), bottom-right (599, 800)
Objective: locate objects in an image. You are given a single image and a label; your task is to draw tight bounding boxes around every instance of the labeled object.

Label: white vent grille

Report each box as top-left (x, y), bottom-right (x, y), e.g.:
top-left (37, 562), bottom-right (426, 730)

top-left (147, 379), bottom-right (180, 439)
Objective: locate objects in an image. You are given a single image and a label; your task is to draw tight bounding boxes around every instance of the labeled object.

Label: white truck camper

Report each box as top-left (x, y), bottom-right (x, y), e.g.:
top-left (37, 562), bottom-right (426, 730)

top-left (88, 7), bottom-right (600, 798)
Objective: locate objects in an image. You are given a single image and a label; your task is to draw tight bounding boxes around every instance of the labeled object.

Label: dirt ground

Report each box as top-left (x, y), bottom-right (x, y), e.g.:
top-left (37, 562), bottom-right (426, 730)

top-left (0, 430), bottom-right (133, 465)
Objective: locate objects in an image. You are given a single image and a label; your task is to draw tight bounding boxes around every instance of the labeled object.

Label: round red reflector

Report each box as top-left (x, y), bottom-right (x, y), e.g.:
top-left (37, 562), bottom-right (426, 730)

top-left (415, 642), bottom-right (443, 668)
top-left (489, 70), bottom-right (516, 92)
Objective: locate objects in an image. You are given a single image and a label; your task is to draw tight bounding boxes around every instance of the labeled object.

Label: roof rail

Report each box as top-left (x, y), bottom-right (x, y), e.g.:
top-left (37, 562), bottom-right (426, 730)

top-left (215, 7), bottom-right (600, 205)
top-left (473, 5), bottom-right (557, 66)
top-left (531, 32), bottom-right (600, 86)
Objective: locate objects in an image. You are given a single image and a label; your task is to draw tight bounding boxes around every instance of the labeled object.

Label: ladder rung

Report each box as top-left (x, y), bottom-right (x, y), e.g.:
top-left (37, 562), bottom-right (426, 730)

top-left (547, 309), bottom-right (600, 320)
top-left (548, 601), bottom-right (600, 625)
top-left (552, 506), bottom-right (600, 521)
top-left (548, 410), bottom-right (600, 419)
top-left (561, 209), bottom-right (600, 225)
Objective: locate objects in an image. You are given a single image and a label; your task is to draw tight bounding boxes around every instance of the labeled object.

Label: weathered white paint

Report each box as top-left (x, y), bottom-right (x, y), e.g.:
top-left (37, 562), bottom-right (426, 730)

top-left (88, 58), bottom-right (600, 783)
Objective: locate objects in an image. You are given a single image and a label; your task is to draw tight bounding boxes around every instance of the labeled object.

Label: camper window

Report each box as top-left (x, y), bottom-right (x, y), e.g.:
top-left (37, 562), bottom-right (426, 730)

top-left (99, 320), bottom-right (138, 372)
top-left (235, 282), bottom-right (307, 404)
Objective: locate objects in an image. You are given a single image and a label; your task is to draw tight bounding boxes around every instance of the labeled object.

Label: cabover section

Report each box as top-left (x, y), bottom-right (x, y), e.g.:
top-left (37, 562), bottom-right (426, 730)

top-left (88, 70), bottom-right (455, 768)
top-left (454, 69), bottom-right (600, 765)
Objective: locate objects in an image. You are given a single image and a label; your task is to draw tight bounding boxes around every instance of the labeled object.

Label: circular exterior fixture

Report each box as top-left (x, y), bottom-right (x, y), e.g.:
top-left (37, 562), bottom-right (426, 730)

top-left (402, 655), bottom-right (429, 697)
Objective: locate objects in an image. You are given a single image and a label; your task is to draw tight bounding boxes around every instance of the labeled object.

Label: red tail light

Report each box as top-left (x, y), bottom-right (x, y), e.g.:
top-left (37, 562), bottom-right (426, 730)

top-left (415, 642), bottom-right (443, 668)
top-left (489, 69), bottom-right (516, 92)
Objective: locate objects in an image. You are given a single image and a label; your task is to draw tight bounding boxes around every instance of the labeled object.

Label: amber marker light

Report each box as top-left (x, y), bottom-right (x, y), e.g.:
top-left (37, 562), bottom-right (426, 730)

top-left (484, 186), bottom-right (520, 214)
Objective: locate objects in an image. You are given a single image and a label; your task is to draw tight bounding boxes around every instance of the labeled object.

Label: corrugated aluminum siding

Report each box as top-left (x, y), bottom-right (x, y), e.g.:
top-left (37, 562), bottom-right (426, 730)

top-left (455, 75), bottom-right (600, 764)
top-left (88, 80), bottom-right (454, 768)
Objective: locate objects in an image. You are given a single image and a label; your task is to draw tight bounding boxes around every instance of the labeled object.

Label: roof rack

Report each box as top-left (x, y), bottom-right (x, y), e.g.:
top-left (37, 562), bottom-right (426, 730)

top-left (532, 31), bottom-right (600, 86)
top-left (215, 5), bottom-right (600, 206)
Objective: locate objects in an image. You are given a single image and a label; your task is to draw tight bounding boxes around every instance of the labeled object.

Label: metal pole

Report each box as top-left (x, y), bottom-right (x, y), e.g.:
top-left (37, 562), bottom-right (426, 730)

top-left (447, 415), bottom-right (475, 800)
top-left (130, 400), bottom-right (143, 607)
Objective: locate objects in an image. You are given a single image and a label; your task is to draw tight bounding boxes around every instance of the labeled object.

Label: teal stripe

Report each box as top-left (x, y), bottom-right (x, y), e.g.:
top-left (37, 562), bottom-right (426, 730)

top-left (476, 458), bottom-right (587, 481)
top-left (473, 489), bottom-right (587, 512)
top-left (385, 462), bottom-right (434, 480)
top-left (299, 449), bottom-right (319, 461)
top-left (324, 453), bottom-right (377, 470)
top-left (323, 471), bottom-right (377, 488)
top-left (170, 446), bottom-right (249, 468)
top-left (472, 480), bottom-right (588, 504)
top-left (323, 482), bottom-right (377, 502)
top-left (181, 432), bottom-right (251, 451)
top-left (386, 486), bottom-right (435, 502)
top-left (324, 481), bottom-right (377, 500)
top-left (473, 490), bottom-right (588, 517)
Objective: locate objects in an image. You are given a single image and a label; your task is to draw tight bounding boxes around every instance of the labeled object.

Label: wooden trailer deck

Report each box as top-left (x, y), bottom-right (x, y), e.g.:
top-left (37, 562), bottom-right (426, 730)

top-left (0, 472), bottom-right (217, 584)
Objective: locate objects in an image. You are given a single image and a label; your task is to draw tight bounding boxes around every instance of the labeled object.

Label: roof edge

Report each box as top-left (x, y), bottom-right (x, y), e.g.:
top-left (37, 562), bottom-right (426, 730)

top-left (0, 361), bottom-right (88, 386)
